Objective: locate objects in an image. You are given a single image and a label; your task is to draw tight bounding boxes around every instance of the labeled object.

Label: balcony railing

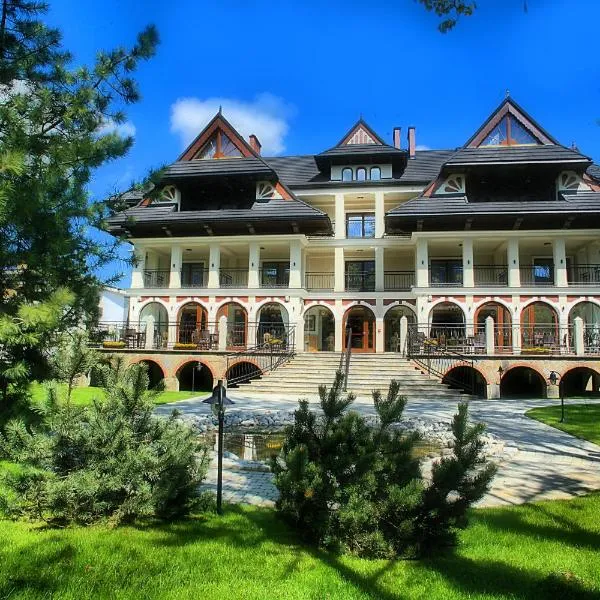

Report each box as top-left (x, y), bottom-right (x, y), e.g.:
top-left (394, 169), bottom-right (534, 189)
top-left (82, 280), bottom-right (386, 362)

top-left (474, 265), bottom-right (508, 286)
top-left (345, 272), bottom-right (375, 292)
top-left (219, 269), bottom-right (248, 288)
top-left (181, 268), bottom-right (208, 288)
top-left (259, 269), bottom-right (290, 288)
top-left (569, 265), bottom-right (600, 286)
top-left (519, 265), bottom-right (554, 286)
top-left (384, 271), bottom-right (414, 290)
top-left (143, 269), bottom-right (170, 288)
top-left (305, 272), bottom-right (334, 290)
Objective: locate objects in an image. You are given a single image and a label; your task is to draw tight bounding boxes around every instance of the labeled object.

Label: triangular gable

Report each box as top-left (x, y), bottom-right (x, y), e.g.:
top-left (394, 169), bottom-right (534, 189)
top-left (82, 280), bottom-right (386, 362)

top-left (336, 118), bottom-right (386, 146)
top-left (465, 97), bottom-right (558, 148)
top-left (178, 112), bottom-right (259, 161)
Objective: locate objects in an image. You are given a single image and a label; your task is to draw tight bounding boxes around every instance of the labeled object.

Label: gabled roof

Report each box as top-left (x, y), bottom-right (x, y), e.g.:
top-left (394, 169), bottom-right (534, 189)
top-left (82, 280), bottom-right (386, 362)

top-left (162, 157), bottom-right (275, 180)
top-left (335, 118), bottom-right (386, 147)
top-left (464, 97), bottom-right (558, 148)
top-left (178, 111), bottom-right (259, 161)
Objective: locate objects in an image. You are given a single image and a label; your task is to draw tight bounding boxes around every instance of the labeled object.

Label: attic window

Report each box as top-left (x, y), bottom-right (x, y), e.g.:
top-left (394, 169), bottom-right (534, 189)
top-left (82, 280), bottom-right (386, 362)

top-left (195, 131), bottom-right (243, 159)
top-left (480, 115), bottom-right (540, 147)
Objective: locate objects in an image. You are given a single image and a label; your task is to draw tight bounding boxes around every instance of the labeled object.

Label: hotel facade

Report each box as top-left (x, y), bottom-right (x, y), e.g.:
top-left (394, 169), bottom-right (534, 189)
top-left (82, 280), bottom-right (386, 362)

top-left (104, 97), bottom-right (600, 399)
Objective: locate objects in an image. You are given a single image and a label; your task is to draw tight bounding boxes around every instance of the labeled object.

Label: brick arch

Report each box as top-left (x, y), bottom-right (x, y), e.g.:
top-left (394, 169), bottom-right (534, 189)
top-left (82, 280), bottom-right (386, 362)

top-left (171, 357), bottom-right (218, 382)
top-left (383, 301), bottom-right (417, 319)
top-left (560, 366), bottom-right (600, 397)
top-left (225, 360), bottom-right (263, 387)
top-left (442, 363), bottom-right (489, 385)
top-left (174, 359), bottom-right (216, 392)
top-left (499, 363), bottom-right (547, 399)
top-left (442, 364), bottom-right (488, 397)
top-left (136, 359), bottom-right (165, 388)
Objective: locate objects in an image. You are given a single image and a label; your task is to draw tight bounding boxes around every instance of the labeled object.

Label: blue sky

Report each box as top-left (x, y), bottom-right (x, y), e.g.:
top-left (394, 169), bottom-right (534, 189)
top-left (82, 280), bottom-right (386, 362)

top-left (45, 0), bottom-right (600, 286)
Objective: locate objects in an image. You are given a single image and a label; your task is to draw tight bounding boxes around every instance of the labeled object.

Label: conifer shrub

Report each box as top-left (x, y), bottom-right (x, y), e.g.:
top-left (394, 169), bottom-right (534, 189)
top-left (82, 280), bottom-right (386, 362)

top-left (271, 372), bottom-right (496, 558)
top-left (0, 359), bottom-right (209, 524)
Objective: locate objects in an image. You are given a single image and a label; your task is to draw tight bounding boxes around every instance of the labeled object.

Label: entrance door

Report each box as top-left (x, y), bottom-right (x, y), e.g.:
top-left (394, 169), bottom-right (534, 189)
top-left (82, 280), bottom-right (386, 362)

top-left (344, 307), bottom-right (375, 353)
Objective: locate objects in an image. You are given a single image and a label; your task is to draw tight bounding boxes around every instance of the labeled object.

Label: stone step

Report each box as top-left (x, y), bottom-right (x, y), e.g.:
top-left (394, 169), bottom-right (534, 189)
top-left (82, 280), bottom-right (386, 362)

top-left (245, 383), bottom-right (460, 396)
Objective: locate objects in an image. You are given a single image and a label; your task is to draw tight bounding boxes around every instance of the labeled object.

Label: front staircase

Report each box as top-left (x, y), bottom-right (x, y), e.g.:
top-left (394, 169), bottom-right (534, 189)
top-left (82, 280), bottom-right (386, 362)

top-left (233, 352), bottom-right (473, 401)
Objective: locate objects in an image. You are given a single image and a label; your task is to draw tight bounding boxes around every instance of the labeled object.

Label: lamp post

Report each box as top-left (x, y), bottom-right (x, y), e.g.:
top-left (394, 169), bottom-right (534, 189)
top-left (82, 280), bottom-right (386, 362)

top-left (202, 379), bottom-right (234, 515)
top-left (548, 370), bottom-right (564, 422)
top-left (497, 366), bottom-right (504, 398)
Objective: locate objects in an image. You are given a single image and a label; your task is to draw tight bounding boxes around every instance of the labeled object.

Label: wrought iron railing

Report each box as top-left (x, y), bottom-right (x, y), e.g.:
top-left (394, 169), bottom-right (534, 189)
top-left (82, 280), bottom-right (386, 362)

top-left (225, 327), bottom-right (296, 387)
top-left (584, 324), bottom-right (600, 354)
top-left (520, 324), bottom-right (569, 354)
top-left (143, 269), bottom-right (170, 288)
top-left (338, 328), bottom-right (352, 391)
top-left (405, 323), bottom-right (478, 395)
top-left (259, 269), bottom-right (290, 288)
top-left (181, 268), bottom-right (208, 288)
top-left (473, 265), bottom-right (508, 286)
top-left (219, 269), bottom-right (249, 288)
top-left (345, 272), bottom-right (375, 292)
top-left (569, 265), bottom-right (600, 286)
top-left (305, 272), bottom-right (334, 290)
top-left (519, 265), bottom-right (554, 286)
top-left (384, 271), bottom-right (414, 290)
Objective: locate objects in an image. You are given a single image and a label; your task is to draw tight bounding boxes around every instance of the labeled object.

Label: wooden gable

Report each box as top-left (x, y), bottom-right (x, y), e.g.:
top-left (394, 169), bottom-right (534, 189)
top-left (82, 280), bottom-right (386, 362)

top-left (337, 118), bottom-right (386, 146)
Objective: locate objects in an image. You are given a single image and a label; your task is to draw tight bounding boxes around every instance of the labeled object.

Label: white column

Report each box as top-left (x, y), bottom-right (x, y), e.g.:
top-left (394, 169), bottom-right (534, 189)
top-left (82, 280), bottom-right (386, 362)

top-left (208, 243), bottom-right (220, 289)
top-left (375, 247), bottom-right (384, 292)
top-left (335, 313), bottom-right (343, 352)
top-left (553, 238), bottom-right (568, 287)
top-left (574, 316), bottom-right (585, 356)
top-left (512, 315), bottom-right (521, 354)
top-left (462, 238), bottom-right (474, 287)
top-left (375, 317), bottom-right (385, 353)
top-left (144, 315), bottom-right (155, 350)
top-left (218, 315), bottom-right (228, 351)
top-left (334, 247), bottom-right (345, 292)
top-left (415, 238), bottom-right (429, 287)
top-left (131, 247), bottom-right (145, 289)
top-left (169, 245), bottom-right (182, 289)
top-left (399, 315), bottom-right (408, 356)
top-left (248, 242), bottom-right (260, 288)
top-left (289, 239), bottom-right (302, 288)
top-left (375, 191), bottom-right (385, 238)
top-left (485, 316), bottom-right (495, 355)
top-left (335, 193), bottom-right (345, 239)
top-left (507, 238), bottom-right (520, 288)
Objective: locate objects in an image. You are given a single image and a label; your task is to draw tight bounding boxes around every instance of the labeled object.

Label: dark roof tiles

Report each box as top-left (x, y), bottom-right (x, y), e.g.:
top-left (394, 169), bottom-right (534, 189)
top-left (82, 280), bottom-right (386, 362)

top-left (444, 145), bottom-right (590, 166)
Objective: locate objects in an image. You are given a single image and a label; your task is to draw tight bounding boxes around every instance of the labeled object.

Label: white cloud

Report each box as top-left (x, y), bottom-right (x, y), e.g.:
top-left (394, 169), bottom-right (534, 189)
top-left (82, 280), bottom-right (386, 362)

top-left (416, 144), bottom-right (431, 151)
top-left (99, 118), bottom-right (136, 138)
top-left (170, 93), bottom-right (295, 156)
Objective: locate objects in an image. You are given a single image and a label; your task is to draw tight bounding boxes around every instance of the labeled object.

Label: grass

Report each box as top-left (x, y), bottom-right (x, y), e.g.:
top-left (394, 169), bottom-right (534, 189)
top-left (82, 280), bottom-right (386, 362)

top-left (0, 493), bottom-right (599, 599)
top-left (28, 382), bottom-right (207, 407)
top-left (526, 403), bottom-right (600, 446)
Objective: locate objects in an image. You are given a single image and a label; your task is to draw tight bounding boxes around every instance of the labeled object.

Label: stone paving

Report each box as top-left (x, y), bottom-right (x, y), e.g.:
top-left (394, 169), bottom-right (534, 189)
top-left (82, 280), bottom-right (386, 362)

top-left (158, 392), bottom-right (600, 508)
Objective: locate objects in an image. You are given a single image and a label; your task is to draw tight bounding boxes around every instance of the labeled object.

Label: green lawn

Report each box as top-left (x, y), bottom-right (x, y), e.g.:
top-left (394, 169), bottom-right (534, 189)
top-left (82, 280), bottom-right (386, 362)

top-left (29, 382), bottom-right (206, 407)
top-left (0, 493), bottom-right (599, 599)
top-left (526, 403), bottom-right (600, 446)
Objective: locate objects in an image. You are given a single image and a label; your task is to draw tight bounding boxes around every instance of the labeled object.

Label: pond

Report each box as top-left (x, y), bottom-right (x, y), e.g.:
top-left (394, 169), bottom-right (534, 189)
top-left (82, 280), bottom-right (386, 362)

top-left (198, 431), bottom-right (441, 463)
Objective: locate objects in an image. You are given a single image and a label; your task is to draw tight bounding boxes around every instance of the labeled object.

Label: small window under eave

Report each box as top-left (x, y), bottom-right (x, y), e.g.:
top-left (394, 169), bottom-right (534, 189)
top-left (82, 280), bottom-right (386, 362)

top-left (480, 114), bottom-right (541, 147)
top-left (194, 131), bottom-right (243, 159)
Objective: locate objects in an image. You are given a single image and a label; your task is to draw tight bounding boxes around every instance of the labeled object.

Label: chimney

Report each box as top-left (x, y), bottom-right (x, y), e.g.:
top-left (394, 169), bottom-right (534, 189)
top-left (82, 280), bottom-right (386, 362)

top-left (393, 127), bottom-right (402, 149)
top-left (408, 126), bottom-right (416, 159)
top-left (249, 134), bottom-right (262, 155)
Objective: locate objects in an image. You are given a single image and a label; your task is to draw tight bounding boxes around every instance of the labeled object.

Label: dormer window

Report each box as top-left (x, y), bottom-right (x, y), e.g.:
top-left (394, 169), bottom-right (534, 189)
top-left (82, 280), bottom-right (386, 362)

top-left (370, 167), bottom-right (381, 181)
top-left (194, 131), bottom-right (243, 159)
top-left (337, 165), bottom-right (386, 182)
top-left (356, 167), bottom-right (367, 181)
top-left (342, 167), bottom-right (353, 182)
top-left (481, 114), bottom-right (541, 147)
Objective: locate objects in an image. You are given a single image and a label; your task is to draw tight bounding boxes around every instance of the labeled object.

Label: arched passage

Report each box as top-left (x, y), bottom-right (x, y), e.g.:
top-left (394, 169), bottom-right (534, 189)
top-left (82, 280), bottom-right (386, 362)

top-left (139, 302), bottom-right (169, 348)
top-left (560, 367), bottom-right (600, 397)
top-left (384, 305), bottom-right (416, 352)
top-left (343, 305), bottom-right (376, 353)
top-left (217, 302), bottom-right (248, 349)
top-left (177, 302), bottom-right (208, 345)
top-left (176, 361), bottom-right (213, 393)
top-left (304, 305), bottom-right (335, 352)
top-left (429, 302), bottom-right (465, 345)
top-left (442, 366), bottom-right (487, 398)
top-left (475, 302), bottom-right (512, 352)
top-left (521, 301), bottom-right (559, 351)
top-left (226, 361), bottom-right (262, 387)
top-left (500, 366), bottom-right (547, 399)
top-left (257, 302), bottom-right (289, 344)
top-left (138, 359), bottom-right (165, 389)
top-left (569, 302), bottom-right (600, 353)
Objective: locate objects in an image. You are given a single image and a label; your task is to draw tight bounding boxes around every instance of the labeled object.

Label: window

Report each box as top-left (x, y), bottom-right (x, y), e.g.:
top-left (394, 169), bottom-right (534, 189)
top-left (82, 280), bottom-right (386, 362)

top-left (430, 260), bottom-right (463, 286)
top-left (261, 262), bottom-right (290, 287)
top-left (181, 263), bottom-right (205, 287)
top-left (370, 166), bottom-right (381, 181)
top-left (345, 261), bottom-right (376, 291)
top-left (342, 167), bottom-right (353, 182)
top-left (533, 258), bottom-right (554, 285)
top-left (356, 167), bottom-right (367, 181)
top-left (480, 115), bottom-right (540, 147)
top-left (346, 213), bottom-right (375, 238)
top-left (195, 131), bottom-right (243, 159)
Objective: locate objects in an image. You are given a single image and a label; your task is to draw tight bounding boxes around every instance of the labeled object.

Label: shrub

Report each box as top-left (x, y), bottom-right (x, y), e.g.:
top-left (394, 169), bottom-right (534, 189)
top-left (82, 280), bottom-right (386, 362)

top-left (173, 343), bottom-right (197, 350)
top-left (0, 359), bottom-right (208, 524)
top-left (271, 372), bottom-right (496, 558)
top-left (102, 341), bottom-right (126, 349)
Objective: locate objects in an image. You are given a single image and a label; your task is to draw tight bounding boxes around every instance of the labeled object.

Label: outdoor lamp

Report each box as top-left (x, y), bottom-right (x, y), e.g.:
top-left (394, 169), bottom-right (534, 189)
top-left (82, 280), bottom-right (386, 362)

top-left (548, 371), bottom-right (565, 423)
top-left (202, 380), bottom-right (234, 514)
top-left (548, 371), bottom-right (559, 386)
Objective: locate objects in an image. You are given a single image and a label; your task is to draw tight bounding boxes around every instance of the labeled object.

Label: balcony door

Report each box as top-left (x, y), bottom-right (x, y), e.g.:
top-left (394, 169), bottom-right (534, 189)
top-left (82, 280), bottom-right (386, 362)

top-left (181, 262), bottom-right (205, 287)
top-left (343, 306), bottom-right (375, 353)
top-left (430, 259), bottom-right (463, 286)
top-left (261, 262), bottom-right (290, 287)
top-left (345, 261), bottom-right (375, 291)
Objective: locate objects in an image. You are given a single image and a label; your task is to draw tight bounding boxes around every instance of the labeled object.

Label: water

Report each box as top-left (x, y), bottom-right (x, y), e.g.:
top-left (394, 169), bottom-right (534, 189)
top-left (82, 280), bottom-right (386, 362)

top-left (198, 431), bottom-right (440, 463)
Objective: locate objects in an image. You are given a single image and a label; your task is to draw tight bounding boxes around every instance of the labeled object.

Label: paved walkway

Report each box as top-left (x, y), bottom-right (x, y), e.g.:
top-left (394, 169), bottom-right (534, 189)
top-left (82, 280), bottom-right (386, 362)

top-left (158, 393), bottom-right (600, 508)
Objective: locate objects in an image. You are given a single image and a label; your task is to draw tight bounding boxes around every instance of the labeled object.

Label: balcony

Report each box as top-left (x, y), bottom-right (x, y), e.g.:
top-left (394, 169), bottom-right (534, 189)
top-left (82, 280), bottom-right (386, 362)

top-left (259, 267), bottom-right (290, 288)
top-left (219, 268), bottom-right (248, 288)
top-left (143, 269), bottom-right (170, 288)
top-left (305, 272), bottom-right (334, 291)
top-left (345, 272), bottom-right (375, 292)
top-left (519, 265), bottom-right (554, 286)
top-left (181, 267), bottom-right (208, 288)
top-left (569, 264), bottom-right (600, 286)
top-left (384, 271), bottom-right (414, 291)
top-left (474, 265), bottom-right (508, 286)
